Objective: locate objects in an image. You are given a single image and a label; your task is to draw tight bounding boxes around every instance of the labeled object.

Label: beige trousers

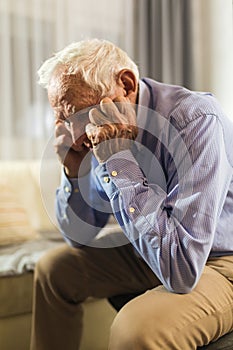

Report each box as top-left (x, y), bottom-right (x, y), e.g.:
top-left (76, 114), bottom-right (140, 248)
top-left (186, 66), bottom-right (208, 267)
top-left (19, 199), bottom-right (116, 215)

top-left (30, 243), bottom-right (233, 350)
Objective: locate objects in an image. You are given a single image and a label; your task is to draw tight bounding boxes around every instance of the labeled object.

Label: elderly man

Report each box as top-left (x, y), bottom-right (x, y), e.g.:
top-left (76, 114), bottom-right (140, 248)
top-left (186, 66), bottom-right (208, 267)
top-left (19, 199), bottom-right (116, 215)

top-left (30, 39), bottom-right (233, 350)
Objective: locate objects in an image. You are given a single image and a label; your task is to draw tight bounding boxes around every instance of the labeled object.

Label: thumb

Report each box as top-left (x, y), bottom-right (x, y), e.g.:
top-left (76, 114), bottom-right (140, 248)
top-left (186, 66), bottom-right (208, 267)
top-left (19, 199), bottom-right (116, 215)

top-left (89, 108), bottom-right (111, 126)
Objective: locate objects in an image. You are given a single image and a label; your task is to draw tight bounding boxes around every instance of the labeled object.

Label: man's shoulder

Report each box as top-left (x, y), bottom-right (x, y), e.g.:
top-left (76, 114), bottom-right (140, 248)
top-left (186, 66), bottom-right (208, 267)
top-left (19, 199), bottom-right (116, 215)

top-left (142, 78), bottom-right (223, 129)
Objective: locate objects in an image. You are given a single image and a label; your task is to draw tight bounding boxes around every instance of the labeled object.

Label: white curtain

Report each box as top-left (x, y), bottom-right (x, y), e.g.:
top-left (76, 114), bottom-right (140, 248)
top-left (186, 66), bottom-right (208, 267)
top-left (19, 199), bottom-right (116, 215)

top-left (0, 0), bottom-right (126, 160)
top-left (125, 0), bottom-right (233, 119)
top-left (1, 0), bottom-right (232, 161)
top-left (127, 0), bottom-right (233, 119)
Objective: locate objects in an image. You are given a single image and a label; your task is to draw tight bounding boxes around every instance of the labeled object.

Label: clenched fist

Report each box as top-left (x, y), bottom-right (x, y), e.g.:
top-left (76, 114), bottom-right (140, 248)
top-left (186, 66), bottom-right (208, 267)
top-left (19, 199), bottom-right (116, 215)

top-left (85, 97), bottom-right (138, 163)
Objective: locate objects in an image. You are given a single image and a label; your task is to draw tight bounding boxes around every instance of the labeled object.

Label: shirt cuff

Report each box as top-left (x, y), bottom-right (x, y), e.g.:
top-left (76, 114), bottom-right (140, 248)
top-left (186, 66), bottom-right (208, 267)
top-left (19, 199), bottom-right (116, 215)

top-left (60, 167), bottom-right (90, 200)
top-left (95, 150), bottom-right (146, 199)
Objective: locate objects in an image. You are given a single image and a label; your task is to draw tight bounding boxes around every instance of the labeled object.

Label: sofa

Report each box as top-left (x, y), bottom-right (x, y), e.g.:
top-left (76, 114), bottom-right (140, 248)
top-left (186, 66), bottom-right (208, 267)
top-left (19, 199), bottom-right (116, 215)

top-left (0, 160), bottom-right (117, 350)
top-left (1, 160), bottom-right (233, 350)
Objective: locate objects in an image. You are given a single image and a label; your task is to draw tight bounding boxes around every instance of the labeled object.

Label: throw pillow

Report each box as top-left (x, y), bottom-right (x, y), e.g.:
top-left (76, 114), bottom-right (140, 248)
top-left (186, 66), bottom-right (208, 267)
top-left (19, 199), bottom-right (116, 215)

top-left (0, 183), bottom-right (38, 246)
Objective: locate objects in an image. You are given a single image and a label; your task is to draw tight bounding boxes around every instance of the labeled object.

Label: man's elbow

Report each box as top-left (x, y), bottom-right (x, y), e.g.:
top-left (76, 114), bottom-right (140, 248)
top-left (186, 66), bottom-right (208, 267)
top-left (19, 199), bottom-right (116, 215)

top-left (168, 276), bottom-right (199, 294)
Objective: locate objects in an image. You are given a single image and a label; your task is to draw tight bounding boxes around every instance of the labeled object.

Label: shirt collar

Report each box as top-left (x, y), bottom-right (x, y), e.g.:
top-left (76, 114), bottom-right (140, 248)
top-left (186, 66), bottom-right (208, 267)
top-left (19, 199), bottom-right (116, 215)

top-left (135, 79), bottom-right (151, 145)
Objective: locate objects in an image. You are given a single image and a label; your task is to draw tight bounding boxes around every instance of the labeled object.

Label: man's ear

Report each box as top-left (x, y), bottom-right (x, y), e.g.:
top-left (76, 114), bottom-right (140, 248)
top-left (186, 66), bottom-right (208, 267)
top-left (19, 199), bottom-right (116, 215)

top-left (117, 69), bottom-right (138, 99)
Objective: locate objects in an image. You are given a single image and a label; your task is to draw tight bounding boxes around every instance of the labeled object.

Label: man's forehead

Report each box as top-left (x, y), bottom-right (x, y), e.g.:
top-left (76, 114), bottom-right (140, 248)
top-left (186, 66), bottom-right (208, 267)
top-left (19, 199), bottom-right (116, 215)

top-left (49, 73), bottom-right (84, 103)
top-left (48, 65), bottom-right (100, 110)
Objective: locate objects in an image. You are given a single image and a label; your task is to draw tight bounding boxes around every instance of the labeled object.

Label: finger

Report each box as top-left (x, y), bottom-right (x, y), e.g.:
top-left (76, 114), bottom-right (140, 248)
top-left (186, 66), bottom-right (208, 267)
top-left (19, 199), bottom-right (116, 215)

top-left (113, 96), bottom-right (132, 116)
top-left (100, 98), bottom-right (122, 123)
top-left (101, 97), bottom-right (136, 128)
top-left (54, 134), bottom-right (73, 151)
top-left (85, 123), bottom-right (98, 140)
top-left (114, 97), bottom-right (137, 127)
top-left (89, 108), bottom-right (111, 126)
top-left (85, 122), bottom-right (102, 146)
top-left (55, 121), bottom-right (70, 138)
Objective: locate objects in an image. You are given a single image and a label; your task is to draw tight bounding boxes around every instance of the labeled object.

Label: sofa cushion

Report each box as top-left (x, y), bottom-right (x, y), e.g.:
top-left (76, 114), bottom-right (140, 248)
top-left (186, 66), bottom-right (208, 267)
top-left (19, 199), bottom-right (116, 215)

top-left (0, 184), bottom-right (38, 246)
top-left (0, 160), bottom-right (61, 233)
top-left (0, 273), bottom-right (33, 318)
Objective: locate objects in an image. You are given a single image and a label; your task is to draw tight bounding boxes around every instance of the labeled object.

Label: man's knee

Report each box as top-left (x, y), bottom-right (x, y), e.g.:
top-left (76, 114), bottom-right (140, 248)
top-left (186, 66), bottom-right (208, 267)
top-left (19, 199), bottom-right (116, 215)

top-left (34, 245), bottom-right (78, 301)
top-left (109, 301), bottom-right (152, 350)
top-left (35, 246), bottom-right (64, 282)
top-left (108, 291), bottom-right (191, 350)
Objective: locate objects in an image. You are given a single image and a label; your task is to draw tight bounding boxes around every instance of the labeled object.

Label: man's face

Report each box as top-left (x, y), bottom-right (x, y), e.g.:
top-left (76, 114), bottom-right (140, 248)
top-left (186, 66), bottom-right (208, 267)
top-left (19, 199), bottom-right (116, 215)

top-left (48, 65), bottom-right (100, 151)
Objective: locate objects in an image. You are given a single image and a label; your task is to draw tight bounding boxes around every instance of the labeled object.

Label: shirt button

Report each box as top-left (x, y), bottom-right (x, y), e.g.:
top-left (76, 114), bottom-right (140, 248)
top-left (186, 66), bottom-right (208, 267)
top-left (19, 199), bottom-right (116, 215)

top-left (111, 170), bottom-right (118, 177)
top-left (129, 207), bottom-right (135, 213)
top-left (104, 176), bottom-right (110, 183)
top-left (64, 186), bottom-right (70, 193)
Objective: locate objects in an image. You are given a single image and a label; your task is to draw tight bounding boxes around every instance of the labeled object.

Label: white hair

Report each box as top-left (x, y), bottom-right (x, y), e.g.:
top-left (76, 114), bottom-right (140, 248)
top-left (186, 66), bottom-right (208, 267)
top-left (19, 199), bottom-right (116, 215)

top-left (37, 39), bottom-right (139, 97)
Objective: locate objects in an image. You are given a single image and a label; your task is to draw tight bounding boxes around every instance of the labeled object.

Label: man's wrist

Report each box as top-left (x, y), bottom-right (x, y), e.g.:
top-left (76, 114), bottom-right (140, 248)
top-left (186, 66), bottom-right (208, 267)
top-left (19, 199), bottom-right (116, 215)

top-left (64, 166), bottom-right (79, 179)
top-left (64, 164), bottom-right (91, 178)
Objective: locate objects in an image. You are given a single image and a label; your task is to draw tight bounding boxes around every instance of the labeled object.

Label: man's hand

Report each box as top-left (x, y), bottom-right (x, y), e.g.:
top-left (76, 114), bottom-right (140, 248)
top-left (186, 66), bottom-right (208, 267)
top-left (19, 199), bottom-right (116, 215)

top-left (85, 97), bottom-right (138, 163)
top-left (54, 120), bottom-right (91, 178)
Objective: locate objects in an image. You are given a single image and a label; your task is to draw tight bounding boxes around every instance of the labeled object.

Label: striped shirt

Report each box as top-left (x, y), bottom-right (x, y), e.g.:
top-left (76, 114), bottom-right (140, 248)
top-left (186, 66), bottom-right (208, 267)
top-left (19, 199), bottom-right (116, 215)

top-left (56, 78), bottom-right (233, 293)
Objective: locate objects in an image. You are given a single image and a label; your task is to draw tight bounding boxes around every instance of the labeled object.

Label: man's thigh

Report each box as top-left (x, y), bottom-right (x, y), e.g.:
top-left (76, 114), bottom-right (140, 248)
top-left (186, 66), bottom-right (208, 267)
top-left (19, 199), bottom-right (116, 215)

top-left (37, 242), bottom-right (161, 301)
top-left (109, 263), bottom-right (233, 349)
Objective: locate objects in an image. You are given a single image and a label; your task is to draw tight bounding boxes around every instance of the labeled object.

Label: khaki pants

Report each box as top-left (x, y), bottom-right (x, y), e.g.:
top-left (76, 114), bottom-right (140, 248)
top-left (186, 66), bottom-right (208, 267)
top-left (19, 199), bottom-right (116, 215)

top-left (30, 243), bottom-right (233, 350)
